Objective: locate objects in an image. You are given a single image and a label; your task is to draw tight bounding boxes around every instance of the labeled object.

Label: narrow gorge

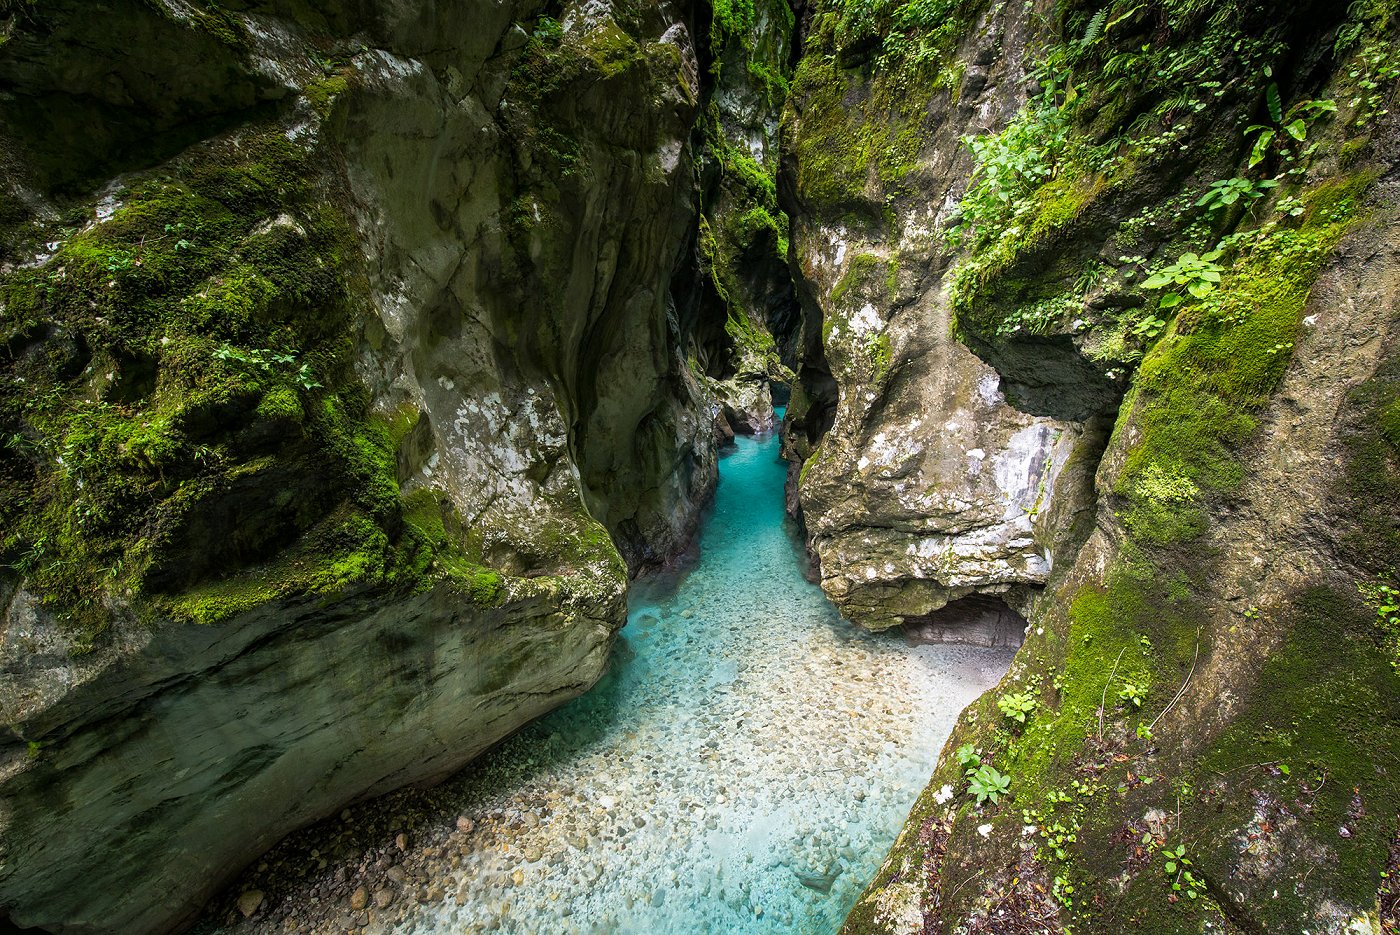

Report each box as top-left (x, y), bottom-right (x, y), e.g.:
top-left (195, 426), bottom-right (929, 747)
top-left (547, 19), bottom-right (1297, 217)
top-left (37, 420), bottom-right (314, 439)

top-left (0, 1), bottom-right (1397, 934)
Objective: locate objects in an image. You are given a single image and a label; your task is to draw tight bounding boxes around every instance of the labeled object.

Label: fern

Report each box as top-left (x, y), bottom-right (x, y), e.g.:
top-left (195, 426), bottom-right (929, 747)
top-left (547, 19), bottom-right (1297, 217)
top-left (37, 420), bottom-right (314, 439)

top-left (1266, 81), bottom-right (1283, 124)
top-left (1080, 7), bottom-right (1107, 47)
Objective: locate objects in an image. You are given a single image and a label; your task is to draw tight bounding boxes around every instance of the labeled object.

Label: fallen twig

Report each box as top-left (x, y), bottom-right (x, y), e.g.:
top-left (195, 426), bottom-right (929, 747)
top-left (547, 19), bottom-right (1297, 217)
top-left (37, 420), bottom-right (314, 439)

top-left (1148, 628), bottom-right (1201, 733)
top-left (948, 866), bottom-right (989, 900)
top-left (1099, 648), bottom-right (1126, 742)
top-left (1214, 760), bottom-right (1280, 777)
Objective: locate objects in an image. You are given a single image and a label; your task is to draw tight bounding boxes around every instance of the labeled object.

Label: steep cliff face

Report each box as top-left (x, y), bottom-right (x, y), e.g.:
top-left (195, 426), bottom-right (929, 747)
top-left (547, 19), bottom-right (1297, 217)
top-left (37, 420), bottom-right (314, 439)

top-left (780, 0), bottom-right (1107, 637)
top-left (687, 0), bottom-right (799, 437)
top-left (0, 1), bottom-right (716, 931)
top-left (779, 0), bottom-right (1400, 932)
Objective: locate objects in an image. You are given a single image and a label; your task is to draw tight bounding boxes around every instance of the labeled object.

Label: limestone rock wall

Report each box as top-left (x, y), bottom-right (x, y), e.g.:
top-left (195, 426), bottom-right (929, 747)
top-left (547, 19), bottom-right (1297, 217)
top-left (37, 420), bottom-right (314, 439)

top-left (781, 0), bottom-right (1105, 632)
top-left (0, 1), bottom-right (717, 931)
top-left (688, 0), bottom-right (799, 439)
top-left (777, 0), bottom-right (1400, 932)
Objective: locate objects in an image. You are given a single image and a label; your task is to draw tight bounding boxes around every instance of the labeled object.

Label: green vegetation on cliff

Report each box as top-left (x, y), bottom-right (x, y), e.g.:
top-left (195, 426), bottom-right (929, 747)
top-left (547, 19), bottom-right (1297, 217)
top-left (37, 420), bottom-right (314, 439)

top-left (0, 113), bottom-right (511, 644)
top-left (785, 0), bottom-right (985, 213)
top-left (835, 2), bottom-right (1400, 933)
top-left (694, 0), bottom-right (795, 386)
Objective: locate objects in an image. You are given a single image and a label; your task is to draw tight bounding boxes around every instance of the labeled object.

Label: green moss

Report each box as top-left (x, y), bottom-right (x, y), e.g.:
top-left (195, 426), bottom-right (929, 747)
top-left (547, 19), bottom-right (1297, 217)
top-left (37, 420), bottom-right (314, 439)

top-left (1115, 177), bottom-right (1372, 545)
top-left (578, 21), bottom-right (643, 78)
top-left (1339, 354), bottom-right (1400, 574)
top-left (1007, 561), bottom-right (1199, 790)
top-left (0, 118), bottom-right (445, 641)
top-left (866, 332), bottom-right (892, 379)
top-left (829, 252), bottom-right (882, 308)
top-left (785, 0), bottom-right (986, 209)
top-left (254, 384), bottom-right (304, 423)
top-left (711, 0), bottom-right (755, 46)
top-left (1380, 397), bottom-right (1400, 449)
top-left (783, 0), bottom-right (986, 211)
top-left (513, 16), bottom-right (649, 100)
top-left (305, 74), bottom-right (349, 118)
top-left (950, 173), bottom-right (1105, 338)
top-left (138, 0), bottom-right (250, 48)
top-left (451, 563), bottom-right (506, 605)
top-left (851, 9), bottom-right (1400, 934)
top-left (1187, 588), bottom-right (1400, 925)
top-left (163, 504), bottom-right (437, 625)
top-left (797, 443), bottom-right (826, 485)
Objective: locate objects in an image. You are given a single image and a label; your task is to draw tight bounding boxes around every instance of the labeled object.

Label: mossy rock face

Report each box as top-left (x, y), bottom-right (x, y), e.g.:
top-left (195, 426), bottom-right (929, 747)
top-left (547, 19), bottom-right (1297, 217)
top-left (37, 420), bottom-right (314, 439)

top-left (782, 0), bottom-right (1111, 635)
top-left (0, 0), bottom-right (716, 931)
top-left (686, 0), bottom-right (800, 436)
top-left (826, 2), bottom-right (1400, 932)
top-left (0, 0), bottom-right (288, 197)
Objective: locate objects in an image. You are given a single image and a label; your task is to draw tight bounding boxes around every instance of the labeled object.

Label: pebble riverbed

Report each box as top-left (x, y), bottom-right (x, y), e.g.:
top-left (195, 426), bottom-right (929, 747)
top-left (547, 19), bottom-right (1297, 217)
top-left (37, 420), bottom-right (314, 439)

top-left (198, 422), bottom-right (1013, 935)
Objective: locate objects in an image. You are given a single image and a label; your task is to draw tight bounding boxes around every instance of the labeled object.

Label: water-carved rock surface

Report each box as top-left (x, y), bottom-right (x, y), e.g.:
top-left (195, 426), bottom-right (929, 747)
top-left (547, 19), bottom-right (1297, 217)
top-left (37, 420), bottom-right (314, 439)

top-left (194, 425), bottom-right (1013, 935)
top-left (780, 1), bottom-right (1400, 932)
top-left (0, 1), bottom-right (715, 931)
top-left (780, 0), bottom-right (1108, 633)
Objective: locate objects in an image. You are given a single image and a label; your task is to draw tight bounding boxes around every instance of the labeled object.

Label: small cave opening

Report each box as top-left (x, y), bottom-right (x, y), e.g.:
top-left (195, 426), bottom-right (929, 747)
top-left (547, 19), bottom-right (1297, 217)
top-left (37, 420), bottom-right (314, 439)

top-left (901, 594), bottom-right (1027, 649)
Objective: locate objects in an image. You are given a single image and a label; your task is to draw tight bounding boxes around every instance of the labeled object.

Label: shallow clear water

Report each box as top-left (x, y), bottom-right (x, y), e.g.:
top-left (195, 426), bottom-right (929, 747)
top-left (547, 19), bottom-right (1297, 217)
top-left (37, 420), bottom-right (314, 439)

top-left (379, 420), bottom-right (1014, 935)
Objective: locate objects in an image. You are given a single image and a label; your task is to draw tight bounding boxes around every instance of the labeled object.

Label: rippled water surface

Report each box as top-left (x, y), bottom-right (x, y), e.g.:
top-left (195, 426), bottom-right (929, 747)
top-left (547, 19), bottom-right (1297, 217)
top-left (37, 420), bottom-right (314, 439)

top-left (211, 419), bottom-right (1013, 935)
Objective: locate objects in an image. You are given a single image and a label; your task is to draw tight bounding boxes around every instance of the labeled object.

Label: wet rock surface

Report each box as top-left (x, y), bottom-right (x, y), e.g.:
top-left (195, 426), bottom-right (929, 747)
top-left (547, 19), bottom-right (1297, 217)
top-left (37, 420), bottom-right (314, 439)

top-left (0, 1), bottom-right (718, 931)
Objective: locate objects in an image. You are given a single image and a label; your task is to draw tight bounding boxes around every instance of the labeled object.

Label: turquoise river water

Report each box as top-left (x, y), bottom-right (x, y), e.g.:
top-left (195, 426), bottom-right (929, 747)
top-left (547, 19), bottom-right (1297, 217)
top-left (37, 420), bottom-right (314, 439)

top-left (215, 416), bottom-right (1014, 934)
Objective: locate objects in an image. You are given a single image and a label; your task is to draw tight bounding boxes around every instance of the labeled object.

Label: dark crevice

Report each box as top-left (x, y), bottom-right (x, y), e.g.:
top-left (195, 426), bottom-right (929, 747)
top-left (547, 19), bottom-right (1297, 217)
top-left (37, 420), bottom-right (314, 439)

top-left (901, 594), bottom-right (1027, 649)
top-left (0, 913), bottom-right (47, 935)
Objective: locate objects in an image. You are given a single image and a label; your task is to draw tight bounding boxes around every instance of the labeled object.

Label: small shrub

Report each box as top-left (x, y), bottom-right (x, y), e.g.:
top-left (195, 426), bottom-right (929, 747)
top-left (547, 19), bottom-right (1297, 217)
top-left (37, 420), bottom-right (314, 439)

top-left (1141, 250), bottom-right (1224, 308)
top-left (997, 691), bottom-right (1038, 724)
top-left (968, 765), bottom-right (1011, 805)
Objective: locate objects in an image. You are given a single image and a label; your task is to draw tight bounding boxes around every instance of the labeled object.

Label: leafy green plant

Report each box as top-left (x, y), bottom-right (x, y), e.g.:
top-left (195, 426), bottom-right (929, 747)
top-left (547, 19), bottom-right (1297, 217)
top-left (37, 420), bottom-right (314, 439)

top-left (997, 691), bottom-right (1038, 724)
top-left (213, 345), bottom-right (322, 390)
top-left (1141, 250), bottom-right (1224, 308)
top-left (1196, 177), bottom-right (1278, 214)
top-left (1346, 40), bottom-right (1400, 127)
top-left (968, 765), bottom-right (1011, 805)
top-left (532, 15), bottom-right (563, 41)
top-left (1245, 76), bottom-right (1337, 167)
top-left (1043, 820), bottom-right (1077, 860)
top-left (955, 742), bottom-right (981, 774)
top-left (952, 96), bottom-right (1075, 249)
top-left (1162, 844), bottom-right (1207, 901)
top-left (1131, 313), bottom-right (1167, 339)
top-left (1118, 678), bottom-right (1147, 708)
top-left (105, 250), bottom-right (135, 273)
top-left (1358, 580), bottom-right (1400, 670)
